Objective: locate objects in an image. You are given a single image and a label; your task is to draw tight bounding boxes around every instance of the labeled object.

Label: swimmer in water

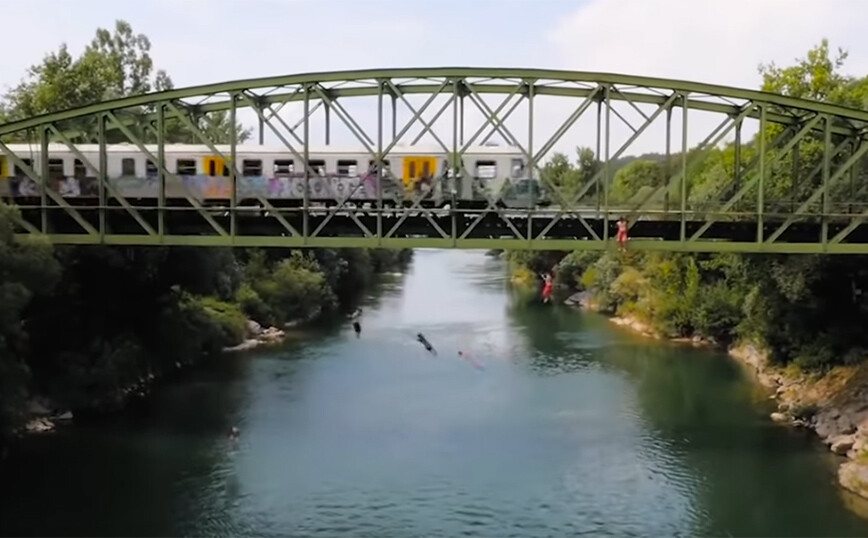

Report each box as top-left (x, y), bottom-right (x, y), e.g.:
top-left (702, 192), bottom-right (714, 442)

top-left (458, 350), bottom-right (484, 370)
top-left (350, 308), bottom-right (362, 338)
top-left (416, 333), bottom-right (437, 355)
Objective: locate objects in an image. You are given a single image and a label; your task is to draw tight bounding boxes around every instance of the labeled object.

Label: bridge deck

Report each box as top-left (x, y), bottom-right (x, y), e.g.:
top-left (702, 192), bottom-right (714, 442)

top-left (13, 199), bottom-right (868, 253)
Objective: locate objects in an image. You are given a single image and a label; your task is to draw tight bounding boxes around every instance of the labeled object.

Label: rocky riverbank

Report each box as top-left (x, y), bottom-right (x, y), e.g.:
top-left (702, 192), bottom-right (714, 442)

top-left (563, 290), bottom-right (868, 501)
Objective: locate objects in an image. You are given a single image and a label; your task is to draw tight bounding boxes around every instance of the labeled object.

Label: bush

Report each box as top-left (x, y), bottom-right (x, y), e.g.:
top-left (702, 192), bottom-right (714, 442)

top-left (183, 295), bottom-right (247, 347)
top-left (235, 283), bottom-right (273, 326)
top-left (693, 282), bottom-right (743, 343)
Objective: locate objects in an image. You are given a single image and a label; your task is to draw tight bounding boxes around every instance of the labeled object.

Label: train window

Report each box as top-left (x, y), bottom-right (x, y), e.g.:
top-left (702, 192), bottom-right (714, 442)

top-left (337, 160), bottom-right (357, 176)
top-left (145, 161), bottom-right (158, 178)
top-left (511, 158), bottom-right (525, 178)
top-left (444, 159), bottom-right (462, 178)
top-left (48, 159), bottom-right (65, 180)
top-left (422, 160), bottom-right (431, 177)
top-left (475, 160), bottom-right (497, 179)
top-left (368, 159), bottom-right (391, 171)
top-left (73, 159), bottom-right (87, 179)
top-left (122, 158), bottom-right (136, 176)
top-left (14, 159), bottom-right (32, 176)
top-left (308, 160), bottom-right (326, 176)
top-left (409, 161), bottom-right (417, 178)
top-left (242, 159), bottom-right (263, 177)
top-left (274, 159), bottom-right (294, 176)
top-left (177, 159), bottom-right (196, 175)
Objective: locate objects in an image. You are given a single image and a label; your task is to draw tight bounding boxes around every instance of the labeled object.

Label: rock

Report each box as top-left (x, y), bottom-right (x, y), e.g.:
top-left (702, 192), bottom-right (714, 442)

top-left (840, 461), bottom-right (868, 499)
top-left (831, 435), bottom-right (856, 455)
top-left (53, 411), bottom-right (73, 422)
top-left (258, 327), bottom-right (285, 342)
top-left (246, 319), bottom-right (262, 337)
top-left (25, 418), bottom-right (55, 433)
top-left (778, 402), bottom-right (790, 412)
top-left (564, 291), bottom-right (589, 307)
top-left (816, 414), bottom-right (840, 439)
top-left (26, 399), bottom-right (51, 416)
top-left (224, 339), bottom-right (260, 352)
top-left (770, 412), bottom-right (788, 423)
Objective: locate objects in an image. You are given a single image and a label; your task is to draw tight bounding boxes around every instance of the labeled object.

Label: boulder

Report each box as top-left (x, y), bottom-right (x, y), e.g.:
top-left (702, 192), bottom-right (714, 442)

top-left (25, 418), bottom-right (55, 433)
top-left (258, 327), bottom-right (285, 342)
top-left (53, 411), bottom-right (73, 422)
top-left (564, 291), bottom-right (589, 306)
top-left (840, 461), bottom-right (868, 499)
top-left (815, 413), bottom-right (840, 439)
top-left (770, 412), bottom-right (788, 423)
top-left (26, 399), bottom-right (51, 416)
top-left (831, 435), bottom-right (856, 455)
top-left (246, 319), bottom-right (262, 337)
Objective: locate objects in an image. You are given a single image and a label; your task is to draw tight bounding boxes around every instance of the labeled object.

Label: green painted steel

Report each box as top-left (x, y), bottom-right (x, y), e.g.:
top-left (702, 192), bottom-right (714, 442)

top-left (1, 67), bottom-right (867, 254)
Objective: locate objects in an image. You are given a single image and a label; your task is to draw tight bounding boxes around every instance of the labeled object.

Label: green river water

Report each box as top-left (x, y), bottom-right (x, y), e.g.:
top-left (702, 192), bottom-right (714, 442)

top-left (2, 249), bottom-right (868, 537)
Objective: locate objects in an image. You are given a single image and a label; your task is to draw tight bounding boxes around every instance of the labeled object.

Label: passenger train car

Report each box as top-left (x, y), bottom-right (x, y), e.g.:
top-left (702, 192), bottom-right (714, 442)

top-left (0, 143), bottom-right (548, 209)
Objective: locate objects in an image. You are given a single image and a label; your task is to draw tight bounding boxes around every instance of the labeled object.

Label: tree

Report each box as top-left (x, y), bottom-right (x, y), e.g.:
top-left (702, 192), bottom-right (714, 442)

top-left (759, 39), bottom-right (850, 102)
top-left (610, 159), bottom-right (661, 203)
top-left (0, 19), bottom-right (249, 145)
top-left (0, 205), bottom-right (61, 439)
top-left (539, 146), bottom-right (600, 202)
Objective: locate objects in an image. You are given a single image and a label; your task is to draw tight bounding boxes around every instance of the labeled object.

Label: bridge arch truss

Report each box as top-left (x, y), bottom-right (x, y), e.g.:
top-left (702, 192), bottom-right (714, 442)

top-left (1, 67), bottom-right (868, 253)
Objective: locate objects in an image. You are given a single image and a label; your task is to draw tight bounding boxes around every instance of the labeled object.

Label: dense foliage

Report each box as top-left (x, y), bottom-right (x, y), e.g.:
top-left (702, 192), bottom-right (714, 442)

top-left (510, 39), bottom-right (868, 371)
top-left (0, 20), bottom-right (411, 445)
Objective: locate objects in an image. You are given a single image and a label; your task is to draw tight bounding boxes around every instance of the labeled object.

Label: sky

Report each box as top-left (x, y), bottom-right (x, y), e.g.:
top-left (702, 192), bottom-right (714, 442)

top-left (2, 0), bottom-right (867, 158)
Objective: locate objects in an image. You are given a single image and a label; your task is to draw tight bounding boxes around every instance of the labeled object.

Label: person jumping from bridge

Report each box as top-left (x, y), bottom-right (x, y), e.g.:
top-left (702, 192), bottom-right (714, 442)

top-left (416, 333), bottom-right (437, 355)
top-left (616, 217), bottom-right (629, 252)
top-left (350, 308), bottom-right (362, 338)
top-left (540, 272), bottom-right (554, 304)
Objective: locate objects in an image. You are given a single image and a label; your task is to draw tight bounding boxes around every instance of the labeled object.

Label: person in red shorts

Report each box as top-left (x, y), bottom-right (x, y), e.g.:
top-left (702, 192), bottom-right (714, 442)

top-left (616, 217), bottom-right (629, 251)
top-left (541, 272), bottom-right (554, 303)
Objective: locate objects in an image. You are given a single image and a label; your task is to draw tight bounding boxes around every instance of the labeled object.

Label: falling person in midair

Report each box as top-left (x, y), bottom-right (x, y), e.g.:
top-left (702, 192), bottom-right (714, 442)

top-left (540, 271), bottom-right (554, 304)
top-left (350, 308), bottom-right (362, 338)
top-left (416, 332), bottom-right (437, 355)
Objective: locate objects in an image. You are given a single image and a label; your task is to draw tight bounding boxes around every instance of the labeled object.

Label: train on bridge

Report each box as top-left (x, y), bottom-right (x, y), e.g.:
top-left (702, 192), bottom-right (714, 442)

top-left (0, 143), bottom-right (550, 209)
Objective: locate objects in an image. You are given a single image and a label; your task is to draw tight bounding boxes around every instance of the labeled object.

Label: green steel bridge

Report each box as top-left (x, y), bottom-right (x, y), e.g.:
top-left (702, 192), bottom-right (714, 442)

top-left (2, 68), bottom-right (868, 253)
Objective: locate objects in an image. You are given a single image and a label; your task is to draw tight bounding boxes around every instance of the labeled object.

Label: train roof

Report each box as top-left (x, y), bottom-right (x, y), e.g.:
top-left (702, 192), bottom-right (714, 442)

top-left (0, 143), bottom-right (525, 156)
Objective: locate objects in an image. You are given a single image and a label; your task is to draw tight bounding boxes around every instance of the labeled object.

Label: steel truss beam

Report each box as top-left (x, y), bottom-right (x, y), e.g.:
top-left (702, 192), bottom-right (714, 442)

top-left (3, 68), bottom-right (868, 253)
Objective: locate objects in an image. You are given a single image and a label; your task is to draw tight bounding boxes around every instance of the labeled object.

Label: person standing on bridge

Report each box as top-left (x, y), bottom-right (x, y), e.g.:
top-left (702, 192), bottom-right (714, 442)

top-left (616, 217), bottom-right (629, 252)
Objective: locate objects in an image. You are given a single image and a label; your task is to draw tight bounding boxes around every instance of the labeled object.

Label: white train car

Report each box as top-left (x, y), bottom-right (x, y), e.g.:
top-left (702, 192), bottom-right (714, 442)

top-left (0, 143), bottom-right (547, 208)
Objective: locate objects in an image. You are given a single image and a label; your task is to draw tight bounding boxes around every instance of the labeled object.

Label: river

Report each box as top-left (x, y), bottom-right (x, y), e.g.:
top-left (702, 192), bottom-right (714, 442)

top-left (2, 249), bottom-right (868, 537)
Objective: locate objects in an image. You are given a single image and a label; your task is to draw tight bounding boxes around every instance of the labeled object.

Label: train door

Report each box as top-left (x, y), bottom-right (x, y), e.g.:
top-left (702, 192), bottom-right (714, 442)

top-left (203, 156), bottom-right (228, 177)
top-left (402, 156), bottom-right (437, 190)
top-left (202, 155), bottom-right (229, 200)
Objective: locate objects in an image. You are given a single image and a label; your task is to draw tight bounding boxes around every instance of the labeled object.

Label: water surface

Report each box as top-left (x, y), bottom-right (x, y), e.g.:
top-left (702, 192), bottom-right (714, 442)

top-left (2, 249), bottom-right (867, 537)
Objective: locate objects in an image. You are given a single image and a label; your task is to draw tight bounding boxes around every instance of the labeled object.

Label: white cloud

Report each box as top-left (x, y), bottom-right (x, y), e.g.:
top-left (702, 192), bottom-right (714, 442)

top-left (550, 0), bottom-right (868, 88)
top-left (537, 0), bottom-right (868, 157)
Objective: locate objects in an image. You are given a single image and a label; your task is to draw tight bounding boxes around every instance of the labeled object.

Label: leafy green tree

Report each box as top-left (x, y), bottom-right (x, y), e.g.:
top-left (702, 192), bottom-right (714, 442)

top-left (0, 205), bottom-right (61, 438)
top-left (0, 19), bottom-right (250, 145)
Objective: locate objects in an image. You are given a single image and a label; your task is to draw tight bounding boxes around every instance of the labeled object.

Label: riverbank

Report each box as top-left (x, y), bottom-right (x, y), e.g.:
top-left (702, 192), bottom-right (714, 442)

top-left (7, 249), bottom-right (413, 444)
top-left (563, 289), bottom-right (868, 500)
